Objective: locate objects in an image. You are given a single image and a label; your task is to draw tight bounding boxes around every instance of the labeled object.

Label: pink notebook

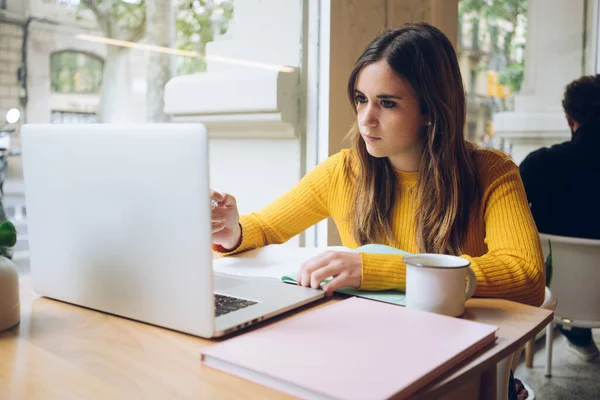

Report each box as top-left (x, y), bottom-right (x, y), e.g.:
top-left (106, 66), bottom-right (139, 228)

top-left (201, 297), bottom-right (497, 400)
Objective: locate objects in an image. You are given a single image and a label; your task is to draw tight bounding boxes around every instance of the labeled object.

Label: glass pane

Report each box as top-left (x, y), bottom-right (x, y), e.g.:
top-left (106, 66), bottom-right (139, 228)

top-left (458, 0), bottom-right (598, 159)
top-left (458, 0), bottom-right (528, 151)
top-left (174, 0), bottom-right (234, 75)
top-left (50, 52), bottom-right (103, 94)
top-left (3, 0), bottom-right (244, 273)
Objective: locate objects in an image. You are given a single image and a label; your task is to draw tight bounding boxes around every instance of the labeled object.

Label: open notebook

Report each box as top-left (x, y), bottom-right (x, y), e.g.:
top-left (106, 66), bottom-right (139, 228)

top-left (213, 244), bottom-right (410, 306)
top-left (201, 297), bottom-right (498, 400)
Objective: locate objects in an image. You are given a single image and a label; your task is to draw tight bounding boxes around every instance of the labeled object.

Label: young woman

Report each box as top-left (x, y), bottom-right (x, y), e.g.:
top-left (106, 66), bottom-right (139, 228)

top-left (211, 22), bottom-right (545, 307)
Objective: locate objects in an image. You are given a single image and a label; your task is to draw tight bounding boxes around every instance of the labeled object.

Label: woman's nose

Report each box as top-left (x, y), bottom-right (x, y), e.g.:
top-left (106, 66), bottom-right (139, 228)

top-left (359, 104), bottom-right (378, 127)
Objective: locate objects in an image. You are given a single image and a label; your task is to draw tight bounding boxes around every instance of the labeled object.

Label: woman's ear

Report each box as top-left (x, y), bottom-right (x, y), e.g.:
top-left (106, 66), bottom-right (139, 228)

top-left (423, 113), bottom-right (431, 128)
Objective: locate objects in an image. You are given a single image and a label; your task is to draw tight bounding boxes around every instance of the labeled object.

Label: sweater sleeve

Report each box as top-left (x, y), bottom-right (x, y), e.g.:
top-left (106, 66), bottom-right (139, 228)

top-left (360, 157), bottom-right (546, 307)
top-left (461, 160), bottom-right (545, 306)
top-left (214, 151), bottom-right (345, 256)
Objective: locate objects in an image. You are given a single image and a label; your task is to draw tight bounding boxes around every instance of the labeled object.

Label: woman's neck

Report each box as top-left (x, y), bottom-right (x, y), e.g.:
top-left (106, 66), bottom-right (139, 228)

top-left (387, 151), bottom-right (422, 172)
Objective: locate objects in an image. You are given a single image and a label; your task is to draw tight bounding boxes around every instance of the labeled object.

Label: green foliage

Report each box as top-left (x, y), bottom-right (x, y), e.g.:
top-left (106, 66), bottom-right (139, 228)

top-left (460, 0), bottom-right (527, 93)
top-left (77, 0), bottom-right (146, 36)
top-left (112, 0), bottom-right (146, 30)
top-left (175, 0), bottom-right (234, 75)
top-left (0, 221), bottom-right (17, 249)
top-left (460, 0), bottom-right (527, 23)
top-left (78, 0), bottom-right (235, 76)
top-left (498, 61), bottom-right (524, 93)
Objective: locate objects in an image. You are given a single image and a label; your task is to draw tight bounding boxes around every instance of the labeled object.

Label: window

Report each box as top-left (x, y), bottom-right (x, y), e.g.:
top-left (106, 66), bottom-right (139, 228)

top-left (43, 0), bottom-right (81, 8)
top-left (50, 51), bottom-right (103, 94)
top-left (458, 0), bottom-right (527, 148)
top-left (51, 111), bottom-right (97, 124)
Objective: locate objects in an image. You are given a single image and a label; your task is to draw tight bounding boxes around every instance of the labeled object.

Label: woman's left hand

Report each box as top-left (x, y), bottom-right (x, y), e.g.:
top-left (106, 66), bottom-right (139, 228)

top-left (297, 251), bottom-right (362, 296)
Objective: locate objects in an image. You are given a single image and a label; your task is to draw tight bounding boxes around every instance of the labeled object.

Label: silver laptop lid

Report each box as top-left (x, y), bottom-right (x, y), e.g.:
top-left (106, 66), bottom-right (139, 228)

top-left (21, 124), bottom-right (215, 337)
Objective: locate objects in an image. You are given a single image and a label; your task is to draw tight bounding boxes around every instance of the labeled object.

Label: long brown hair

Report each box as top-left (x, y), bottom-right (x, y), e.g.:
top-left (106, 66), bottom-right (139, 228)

top-left (345, 23), bottom-right (479, 255)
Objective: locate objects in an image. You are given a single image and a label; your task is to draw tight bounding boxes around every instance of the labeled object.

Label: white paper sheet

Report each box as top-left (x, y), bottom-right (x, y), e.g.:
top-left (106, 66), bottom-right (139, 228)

top-left (213, 244), bottom-right (351, 280)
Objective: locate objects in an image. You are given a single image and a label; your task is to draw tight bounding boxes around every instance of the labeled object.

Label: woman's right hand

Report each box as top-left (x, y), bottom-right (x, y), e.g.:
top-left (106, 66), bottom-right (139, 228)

top-left (210, 189), bottom-right (242, 250)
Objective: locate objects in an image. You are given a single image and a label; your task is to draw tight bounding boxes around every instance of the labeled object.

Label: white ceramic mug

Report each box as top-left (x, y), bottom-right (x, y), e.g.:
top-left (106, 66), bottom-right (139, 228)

top-left (403, 254), bottom-right (477, 317)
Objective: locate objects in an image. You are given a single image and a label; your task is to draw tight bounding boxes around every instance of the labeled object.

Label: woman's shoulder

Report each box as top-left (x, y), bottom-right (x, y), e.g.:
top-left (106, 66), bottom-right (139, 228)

top-left (333, 148), bottom-right (355, 162)
top-left (469, 144), bottom-right (518, 187)
top-left (471, 145), bottom-right (516, 172)
top-left (471, 144), bottom-right (514, 166)
top-left (305, 148), bottom-right (356, 184)
top-left (320, 148), bottom-right (356, 174)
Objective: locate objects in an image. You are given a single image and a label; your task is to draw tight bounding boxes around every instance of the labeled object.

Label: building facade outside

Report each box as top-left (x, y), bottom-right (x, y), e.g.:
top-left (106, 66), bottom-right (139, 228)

top-left (457, 0), bottom-right (527, 153)
top-left (0, 0), bottom-right (152, 184)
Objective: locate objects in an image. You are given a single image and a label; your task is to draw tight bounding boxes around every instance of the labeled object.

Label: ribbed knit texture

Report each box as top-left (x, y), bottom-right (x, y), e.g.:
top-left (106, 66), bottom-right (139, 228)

top-left (215, 147), bottom-right (546, 307)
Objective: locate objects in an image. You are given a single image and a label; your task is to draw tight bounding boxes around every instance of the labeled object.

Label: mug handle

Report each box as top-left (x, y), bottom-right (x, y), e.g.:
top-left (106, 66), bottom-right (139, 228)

top-left (465, 266), bottom-right (477, 300)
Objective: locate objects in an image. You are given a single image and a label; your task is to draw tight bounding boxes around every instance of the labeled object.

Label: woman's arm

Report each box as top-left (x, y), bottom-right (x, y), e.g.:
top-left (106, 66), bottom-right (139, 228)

top-left (214, 151), bottom-right (346, 255)
top-left (359, 159), bottom-right (546, 307)
top-left (460, 161), bottom-right (545, 306)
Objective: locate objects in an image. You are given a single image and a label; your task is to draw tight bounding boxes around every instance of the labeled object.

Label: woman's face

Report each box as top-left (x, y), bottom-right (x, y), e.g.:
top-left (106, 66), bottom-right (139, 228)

top-left (354, 60), bottom-right (428, 171)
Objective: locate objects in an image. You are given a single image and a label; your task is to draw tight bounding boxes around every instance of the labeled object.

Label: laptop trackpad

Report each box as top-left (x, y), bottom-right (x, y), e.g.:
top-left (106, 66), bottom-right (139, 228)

top-left (213, 274), bottom-right (249, 291)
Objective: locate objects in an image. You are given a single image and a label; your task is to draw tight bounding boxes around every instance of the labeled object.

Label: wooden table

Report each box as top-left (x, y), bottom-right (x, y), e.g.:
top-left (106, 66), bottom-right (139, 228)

top-left (0, 276), bottom-right (552, 400)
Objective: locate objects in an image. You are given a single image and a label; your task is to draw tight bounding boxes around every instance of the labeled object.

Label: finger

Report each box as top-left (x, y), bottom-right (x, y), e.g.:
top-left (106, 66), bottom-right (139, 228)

top-left (211, 222), bottom-right (225, 233)
top-left (298, 266), bottom-right (319, 287)
top-left (211, 211), bottom-right (227, 223)
top-left (220, 193), bottom-right (237, 208)
top-left (309, 264), bottom-right (342, 289)
top-left (297, 268), bottom-right (310, 287)
top-left (297, 252), bottom-right (332, 287)
top-left (210, 189), bottom-right (224, 203)
top-left (297, 262), bottom-right (309, 286)
top-left (302, 251), bottom-right (337, 275)
top-left (322, 273), bottom-right (349, 296)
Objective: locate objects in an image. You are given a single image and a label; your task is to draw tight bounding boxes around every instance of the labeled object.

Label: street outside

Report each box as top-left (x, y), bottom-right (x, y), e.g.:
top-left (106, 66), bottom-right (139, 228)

top-left (4, 178), bottom-right (28, 274)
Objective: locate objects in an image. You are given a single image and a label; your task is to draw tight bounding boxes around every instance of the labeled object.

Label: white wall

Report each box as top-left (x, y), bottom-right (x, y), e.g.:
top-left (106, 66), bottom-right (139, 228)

top-left (209, 139), bottom-right (301, 218)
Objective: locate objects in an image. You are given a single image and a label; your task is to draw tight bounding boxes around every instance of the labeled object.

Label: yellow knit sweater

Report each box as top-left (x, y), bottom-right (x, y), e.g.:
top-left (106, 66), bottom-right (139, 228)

top-left (217, 147), bottom-right (546, 307)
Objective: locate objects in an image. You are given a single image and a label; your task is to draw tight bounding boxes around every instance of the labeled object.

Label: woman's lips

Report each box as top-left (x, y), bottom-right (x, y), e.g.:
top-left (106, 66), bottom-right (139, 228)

top-left (362, 134), bottom-right (382, 142)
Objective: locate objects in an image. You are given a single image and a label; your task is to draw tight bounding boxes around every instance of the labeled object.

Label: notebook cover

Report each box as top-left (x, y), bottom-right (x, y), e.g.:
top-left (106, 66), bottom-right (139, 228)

top-left (201, 297), bottom-right (497, 400)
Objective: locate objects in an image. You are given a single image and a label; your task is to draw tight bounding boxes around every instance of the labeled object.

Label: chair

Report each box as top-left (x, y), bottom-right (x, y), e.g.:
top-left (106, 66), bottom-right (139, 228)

top-left (523, 287), bottom-right (557, 376)
top-left (527, 233), bottom-right (600, 376)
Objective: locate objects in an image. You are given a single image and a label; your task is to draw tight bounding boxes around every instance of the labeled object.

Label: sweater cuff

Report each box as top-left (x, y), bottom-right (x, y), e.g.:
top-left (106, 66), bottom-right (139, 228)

top-left (212, 214), bottom-right (265, 256)
top-left (359, 253), bottom-right (407, 291)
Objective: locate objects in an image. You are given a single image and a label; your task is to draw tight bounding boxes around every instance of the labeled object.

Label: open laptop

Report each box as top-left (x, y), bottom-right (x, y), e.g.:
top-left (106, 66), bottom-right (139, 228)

top-left (21, 123), bottom-right (324, 338)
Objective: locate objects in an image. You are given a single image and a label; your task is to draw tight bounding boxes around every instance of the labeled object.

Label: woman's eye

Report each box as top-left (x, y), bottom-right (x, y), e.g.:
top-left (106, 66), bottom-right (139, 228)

top-left (381, 100), bottom-right (396, 109)
top-left (354, 95), bottom-right (367, 104)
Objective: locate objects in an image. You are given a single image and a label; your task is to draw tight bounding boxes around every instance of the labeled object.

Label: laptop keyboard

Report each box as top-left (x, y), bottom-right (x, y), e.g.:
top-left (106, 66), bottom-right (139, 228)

top-left (214, 294), bottom-right (258, 317)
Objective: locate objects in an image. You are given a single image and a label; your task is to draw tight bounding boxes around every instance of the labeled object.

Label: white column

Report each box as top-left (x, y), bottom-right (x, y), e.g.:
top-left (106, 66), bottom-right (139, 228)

top-left (493, 0), bottom-right (585, 165)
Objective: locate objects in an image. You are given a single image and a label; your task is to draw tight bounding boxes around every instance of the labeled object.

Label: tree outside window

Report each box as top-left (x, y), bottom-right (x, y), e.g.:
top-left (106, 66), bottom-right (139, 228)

top-left (458, 0), bottom-right (527, 148)
top-left (175, 0), bottom-right (234, 75)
